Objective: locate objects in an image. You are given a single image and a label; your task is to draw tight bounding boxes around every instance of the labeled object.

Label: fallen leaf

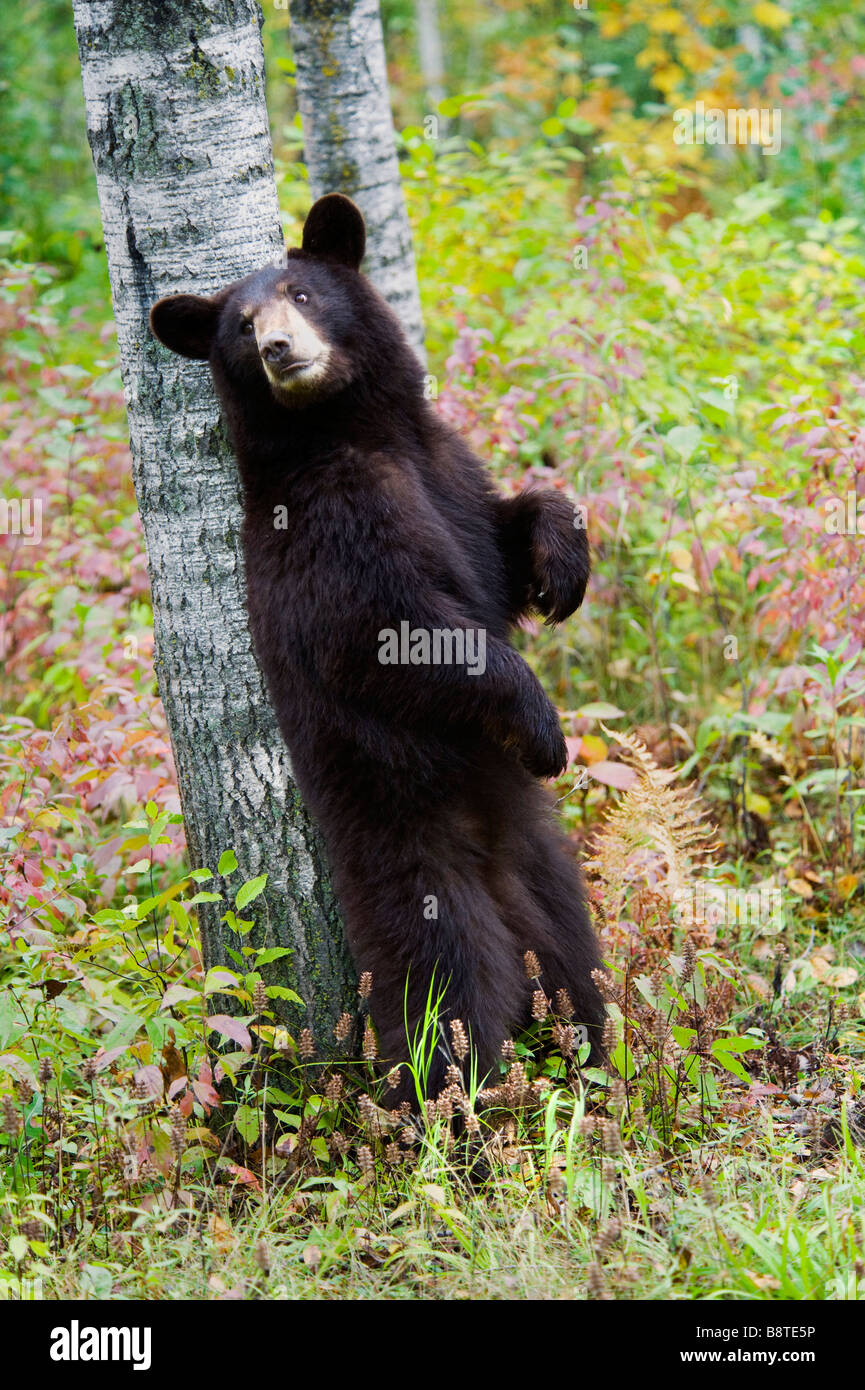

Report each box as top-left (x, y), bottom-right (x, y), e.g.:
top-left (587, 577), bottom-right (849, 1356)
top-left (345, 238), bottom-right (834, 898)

top-left (789, 878), bottom-right (814, 898)
top-left (207, 1213), bottom-right (234, 1252)
top-left (746, 972), bottom-right (770, 998)
top-left (744, 1269), bottom-right (781, 1290)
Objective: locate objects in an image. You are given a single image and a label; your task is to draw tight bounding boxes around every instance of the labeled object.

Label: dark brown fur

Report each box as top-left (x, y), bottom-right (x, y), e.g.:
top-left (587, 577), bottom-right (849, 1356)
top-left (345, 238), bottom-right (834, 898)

top-left (150, 195), bottom-right (605, 1100)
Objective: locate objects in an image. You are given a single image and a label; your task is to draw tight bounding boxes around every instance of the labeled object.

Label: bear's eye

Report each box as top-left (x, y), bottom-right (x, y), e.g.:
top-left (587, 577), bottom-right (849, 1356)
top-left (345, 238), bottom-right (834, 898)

top-left (294, 291), bottom-right (308, 305)
top-left (241, 319), bottom-right (255, 335)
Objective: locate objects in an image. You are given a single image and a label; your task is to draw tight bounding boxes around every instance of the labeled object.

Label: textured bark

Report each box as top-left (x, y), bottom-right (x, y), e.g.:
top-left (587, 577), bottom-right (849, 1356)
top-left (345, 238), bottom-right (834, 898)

top-left (288, 0), bottom-right (426, 359)
top-left (72, 0), bottom-right (355, 1045)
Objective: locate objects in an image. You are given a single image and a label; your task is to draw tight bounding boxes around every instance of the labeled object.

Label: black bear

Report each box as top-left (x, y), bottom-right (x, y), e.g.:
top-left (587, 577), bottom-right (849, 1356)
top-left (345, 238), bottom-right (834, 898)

top-left (150, 194), bottom-right (606, 1099)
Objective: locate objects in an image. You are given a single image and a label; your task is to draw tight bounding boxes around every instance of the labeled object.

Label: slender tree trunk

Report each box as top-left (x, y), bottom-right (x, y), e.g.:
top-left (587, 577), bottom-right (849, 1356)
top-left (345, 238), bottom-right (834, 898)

top-left (72, 0), bottom-right (355, 1048)
top-left (288, 0), bottom-right (426, 359)
top-left (416, 0), bottom-right (446, 118)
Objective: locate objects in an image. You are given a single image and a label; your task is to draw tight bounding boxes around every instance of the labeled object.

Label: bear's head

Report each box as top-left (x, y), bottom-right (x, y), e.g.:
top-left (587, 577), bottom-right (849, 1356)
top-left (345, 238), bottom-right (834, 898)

top-left (150, 194), bottom-right (401, 409)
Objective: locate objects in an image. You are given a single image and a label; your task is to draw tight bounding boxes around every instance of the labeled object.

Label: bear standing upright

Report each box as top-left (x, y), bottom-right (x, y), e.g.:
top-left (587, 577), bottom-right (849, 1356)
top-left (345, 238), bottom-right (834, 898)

top-left (150, 194), bottom-right (606, 1098)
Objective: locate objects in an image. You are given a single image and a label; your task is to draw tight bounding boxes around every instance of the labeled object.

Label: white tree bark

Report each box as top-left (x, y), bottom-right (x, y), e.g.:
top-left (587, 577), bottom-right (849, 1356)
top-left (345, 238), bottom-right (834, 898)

top-left (416, 0), bottom-right (446, 118)
top-left (288, 0), bottom-right (426, 359)
top-left (72, 0), bottom-right (355, 1046)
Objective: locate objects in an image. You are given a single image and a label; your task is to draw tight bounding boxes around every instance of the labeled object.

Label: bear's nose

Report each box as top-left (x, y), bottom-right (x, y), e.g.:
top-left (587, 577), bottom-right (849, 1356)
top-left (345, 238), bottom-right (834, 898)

top-left (260, 331), bottom-right (293, 365)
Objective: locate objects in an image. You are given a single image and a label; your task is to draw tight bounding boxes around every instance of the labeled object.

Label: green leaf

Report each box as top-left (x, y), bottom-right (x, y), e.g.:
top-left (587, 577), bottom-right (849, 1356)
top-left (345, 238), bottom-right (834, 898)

top-left (236, 874), bottom-right (268, 910)
top-left (666, 424), bottom-right (702, 464)
top-left (234, 1104), bottom-right (260, 1145)
top-left (266, 986), bottom-right (304, 1004)
top-left (576, 701), bottom-right (625, 719)
top-left (223, 911), bottom-right (254, 936)
top-left (699, 388), bottom-right (736, 417)
top-left (99, 1012), bottom-right (144, 1052)
top-left (8, 1236), bottom-right (28, 1264)
top-left (610, 1040), bottom-right (637, 1079)
top-left (218, 849), bottom-right (238, 876)
top-left (80, 1264), bottom-right (114, 1298)
top-left (712, 1050), bottom-right (751, 1083)
top-left (712, 1035), bottom-right (763, 1054)
top-left (204, 967), bottom-right (241, 995)
top-left (253, 947), bottom-right (293, 966)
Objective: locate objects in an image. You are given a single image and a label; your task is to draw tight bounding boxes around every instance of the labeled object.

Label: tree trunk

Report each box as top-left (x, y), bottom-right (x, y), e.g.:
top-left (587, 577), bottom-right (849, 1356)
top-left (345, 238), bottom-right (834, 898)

top-left (72, 0), bottom-right (355, 1049)
top-left (288, 0), bottom-right (426, 359)
top-left (416, 0), bottom-right (446, 120)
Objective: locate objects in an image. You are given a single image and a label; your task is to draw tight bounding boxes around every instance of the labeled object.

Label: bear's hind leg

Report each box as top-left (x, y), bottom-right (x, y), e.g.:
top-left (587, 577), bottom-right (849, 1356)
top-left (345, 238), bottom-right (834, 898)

top-left (491, 805), bottom-right (607, 1062)
top-left (335, 850), bottom-right (524, 1104)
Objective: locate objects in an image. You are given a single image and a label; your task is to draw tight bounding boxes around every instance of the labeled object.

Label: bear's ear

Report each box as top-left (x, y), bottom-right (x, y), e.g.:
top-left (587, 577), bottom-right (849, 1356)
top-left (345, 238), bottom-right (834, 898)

top-left (301, 193), bottom-right (366, 270)
top-left (149, 293), bottom-right (223, 360)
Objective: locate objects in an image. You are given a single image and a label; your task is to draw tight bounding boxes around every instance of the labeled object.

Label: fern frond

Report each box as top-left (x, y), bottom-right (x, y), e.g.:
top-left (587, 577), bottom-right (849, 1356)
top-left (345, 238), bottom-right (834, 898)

top-left (585, 724), bottom-right (718, 920)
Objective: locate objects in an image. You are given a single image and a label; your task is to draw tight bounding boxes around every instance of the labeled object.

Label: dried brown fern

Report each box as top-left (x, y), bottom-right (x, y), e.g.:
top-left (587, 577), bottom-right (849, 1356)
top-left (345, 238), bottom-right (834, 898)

top-left (584, 725), bottom-right (718, 923)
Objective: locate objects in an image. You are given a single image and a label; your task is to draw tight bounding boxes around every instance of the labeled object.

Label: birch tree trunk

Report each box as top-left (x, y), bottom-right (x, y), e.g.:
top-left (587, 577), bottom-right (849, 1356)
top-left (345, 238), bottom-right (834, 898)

top-left (416, 0), bottom-right (446, 119)
top-left (72, 0), bottom-right (355, 1048)
top-left (288, 0), bottom-right (426, 359)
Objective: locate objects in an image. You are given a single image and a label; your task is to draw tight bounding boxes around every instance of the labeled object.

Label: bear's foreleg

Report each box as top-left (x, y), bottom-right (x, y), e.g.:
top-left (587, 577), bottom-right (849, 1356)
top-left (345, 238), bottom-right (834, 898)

top-left (494, 488), bottom-right (590, 625)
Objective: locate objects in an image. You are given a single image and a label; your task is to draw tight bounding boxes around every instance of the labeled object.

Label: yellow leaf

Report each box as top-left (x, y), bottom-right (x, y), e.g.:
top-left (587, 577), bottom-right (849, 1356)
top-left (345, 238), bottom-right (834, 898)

top-left (653, 64), bottom-right (685, 95)
top-left (578, 735), bottom-right (607, 766)
top-left (752, 1), bottom-right (792, 30)
top-left (187, 1126), bottom-right (219, 1149)
top-left (648, 8), bottom-right (686, 34)
top-left (672, 570), bottom-right (700, 593)
top-left (837, 874), bottom-right (859, 901)
top-left (745, 791), bottom-right (772, 820)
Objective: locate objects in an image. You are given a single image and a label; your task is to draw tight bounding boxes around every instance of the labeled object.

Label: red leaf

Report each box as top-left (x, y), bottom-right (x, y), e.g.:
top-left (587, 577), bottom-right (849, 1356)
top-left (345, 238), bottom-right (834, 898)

top-left (192, 1078), bottom-right (221, 1108)
top-left (223, 1163), bottom-right (260, 1188)
top-left (134, 1064), bottom-right (164, 1099)
top-left (564, 736), bottom-right (583, 765)
top-left (206, 1015), bottom-right (252, 1051)
top-left (586, 760), bottom-right (638, 790)
top-left (91, 1046), bottom-right (128, 1073)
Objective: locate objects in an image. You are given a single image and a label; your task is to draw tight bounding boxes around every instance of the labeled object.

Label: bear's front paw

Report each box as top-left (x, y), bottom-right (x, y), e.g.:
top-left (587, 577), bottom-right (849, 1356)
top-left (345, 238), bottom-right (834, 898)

top-left (530, 500), bottom-right (590, 625)
top-left (520, 711), bottom-right (569, 781)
